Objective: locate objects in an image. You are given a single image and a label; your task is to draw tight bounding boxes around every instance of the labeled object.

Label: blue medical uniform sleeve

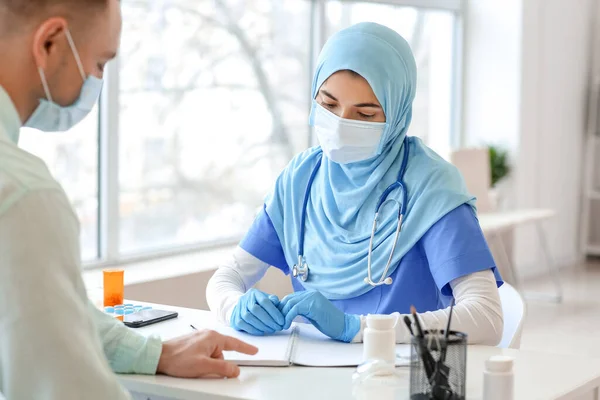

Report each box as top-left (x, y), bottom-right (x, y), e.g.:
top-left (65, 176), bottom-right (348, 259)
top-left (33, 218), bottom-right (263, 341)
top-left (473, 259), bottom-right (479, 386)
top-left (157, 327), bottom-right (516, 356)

top-left (421, 204), bottom-right (503, 296)
top-left (239, 206), bottom-right (290, 274)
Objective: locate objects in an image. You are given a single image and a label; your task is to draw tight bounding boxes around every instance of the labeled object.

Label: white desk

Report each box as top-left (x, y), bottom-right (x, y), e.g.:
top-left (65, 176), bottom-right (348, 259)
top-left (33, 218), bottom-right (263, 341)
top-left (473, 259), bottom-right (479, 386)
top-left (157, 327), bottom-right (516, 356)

top-left (478, 209), bottom-right (563, 303)
top-left (119, 305), bottom-right (600, 400)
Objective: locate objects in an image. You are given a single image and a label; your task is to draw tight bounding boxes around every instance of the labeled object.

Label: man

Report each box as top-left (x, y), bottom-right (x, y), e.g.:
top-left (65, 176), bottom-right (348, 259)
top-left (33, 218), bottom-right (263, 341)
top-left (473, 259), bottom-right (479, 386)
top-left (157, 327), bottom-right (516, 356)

top-left (0, 0), bottom-right (257, 398)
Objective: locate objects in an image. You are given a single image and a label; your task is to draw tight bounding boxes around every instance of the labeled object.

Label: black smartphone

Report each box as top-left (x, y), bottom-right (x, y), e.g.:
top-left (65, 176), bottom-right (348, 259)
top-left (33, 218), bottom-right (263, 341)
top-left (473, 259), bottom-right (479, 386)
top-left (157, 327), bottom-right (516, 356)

top-left (123, 309), bottom-right (178, 328)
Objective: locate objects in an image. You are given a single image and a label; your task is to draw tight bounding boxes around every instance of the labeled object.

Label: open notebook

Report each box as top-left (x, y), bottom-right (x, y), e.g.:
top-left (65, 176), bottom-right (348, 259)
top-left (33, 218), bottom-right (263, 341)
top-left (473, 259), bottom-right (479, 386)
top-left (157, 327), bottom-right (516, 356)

top-left (134, 314), bottom-right (411, 367)
top-left (217, 323), bottom-right (412, 367)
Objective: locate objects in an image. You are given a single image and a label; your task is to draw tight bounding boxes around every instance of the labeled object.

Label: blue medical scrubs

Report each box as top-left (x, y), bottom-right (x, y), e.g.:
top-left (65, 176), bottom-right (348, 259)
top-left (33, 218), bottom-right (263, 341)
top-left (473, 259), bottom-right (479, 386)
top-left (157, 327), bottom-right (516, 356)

top-left (240, 204), bottom-right (503, 315)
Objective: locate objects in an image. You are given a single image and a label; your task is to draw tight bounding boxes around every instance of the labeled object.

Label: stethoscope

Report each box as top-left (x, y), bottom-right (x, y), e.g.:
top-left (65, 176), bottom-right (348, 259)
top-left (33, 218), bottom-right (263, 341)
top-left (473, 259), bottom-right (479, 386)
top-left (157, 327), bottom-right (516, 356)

top-left (292, 137), bottom-right (410, 287)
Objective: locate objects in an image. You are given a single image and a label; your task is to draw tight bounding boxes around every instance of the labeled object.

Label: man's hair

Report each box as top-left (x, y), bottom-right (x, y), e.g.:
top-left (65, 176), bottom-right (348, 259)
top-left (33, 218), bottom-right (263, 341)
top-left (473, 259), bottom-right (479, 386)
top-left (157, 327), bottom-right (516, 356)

top-left (0, 0), bottom-right (108, 35)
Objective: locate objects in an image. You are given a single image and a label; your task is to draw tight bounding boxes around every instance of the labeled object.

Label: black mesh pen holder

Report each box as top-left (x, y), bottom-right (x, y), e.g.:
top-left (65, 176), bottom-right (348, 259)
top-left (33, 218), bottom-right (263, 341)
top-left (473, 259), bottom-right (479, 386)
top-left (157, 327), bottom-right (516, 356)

top-left (409, 330), bottom-right (467, 400)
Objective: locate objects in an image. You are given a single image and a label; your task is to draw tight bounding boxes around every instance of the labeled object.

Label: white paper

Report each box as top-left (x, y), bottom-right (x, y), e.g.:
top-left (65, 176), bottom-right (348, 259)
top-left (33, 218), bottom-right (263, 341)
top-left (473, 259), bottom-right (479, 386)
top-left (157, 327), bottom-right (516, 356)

top-left (209, 322), bottom-right (412, 367)
top-left (218, 326), bottom-right (294, 366)
top-left (138, 318), bottom-right (412, 367)
top-left (291, 324), bottom-right (412, 367)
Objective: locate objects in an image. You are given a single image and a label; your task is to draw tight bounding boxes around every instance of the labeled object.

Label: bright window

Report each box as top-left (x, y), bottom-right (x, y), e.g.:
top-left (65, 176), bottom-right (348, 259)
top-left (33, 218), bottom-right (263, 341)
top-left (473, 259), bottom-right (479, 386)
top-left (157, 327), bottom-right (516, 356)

top-left (118, 0), bottom-right (311, 255)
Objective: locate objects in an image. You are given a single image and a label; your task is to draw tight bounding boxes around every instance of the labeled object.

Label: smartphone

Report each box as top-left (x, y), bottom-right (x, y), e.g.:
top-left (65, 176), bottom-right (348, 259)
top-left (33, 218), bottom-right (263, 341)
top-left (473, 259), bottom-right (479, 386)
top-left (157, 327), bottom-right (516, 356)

top-left (123, 309), bottom-right (178, 328)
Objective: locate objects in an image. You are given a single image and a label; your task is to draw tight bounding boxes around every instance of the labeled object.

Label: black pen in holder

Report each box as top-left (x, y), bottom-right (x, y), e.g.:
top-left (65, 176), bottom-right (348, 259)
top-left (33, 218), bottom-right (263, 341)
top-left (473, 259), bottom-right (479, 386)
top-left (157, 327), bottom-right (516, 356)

top-left (409, 330), bottom-right (467, 400)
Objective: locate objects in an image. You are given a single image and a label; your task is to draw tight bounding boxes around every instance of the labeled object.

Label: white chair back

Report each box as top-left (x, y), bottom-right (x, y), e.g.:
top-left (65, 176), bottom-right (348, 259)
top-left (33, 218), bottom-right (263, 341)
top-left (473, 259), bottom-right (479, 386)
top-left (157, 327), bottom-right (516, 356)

top-left (497, 282), bottom-right (526, 349)
top-left (450, 148), bottom-right (494, 213)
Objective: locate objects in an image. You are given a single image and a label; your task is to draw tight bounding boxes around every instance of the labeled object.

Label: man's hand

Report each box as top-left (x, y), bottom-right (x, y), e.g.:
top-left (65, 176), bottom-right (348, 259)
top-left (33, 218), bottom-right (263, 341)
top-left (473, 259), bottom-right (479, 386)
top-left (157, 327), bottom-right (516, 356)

top-left (157, 329), bottom-right (258, 378)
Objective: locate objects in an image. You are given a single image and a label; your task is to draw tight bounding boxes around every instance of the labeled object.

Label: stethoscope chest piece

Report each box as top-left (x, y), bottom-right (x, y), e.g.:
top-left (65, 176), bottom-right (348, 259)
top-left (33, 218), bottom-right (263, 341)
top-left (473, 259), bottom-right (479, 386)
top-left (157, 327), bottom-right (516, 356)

top-left (294, 137), bottom-right (410, 288)
top-left (292, 256), bottom-right (309, 282)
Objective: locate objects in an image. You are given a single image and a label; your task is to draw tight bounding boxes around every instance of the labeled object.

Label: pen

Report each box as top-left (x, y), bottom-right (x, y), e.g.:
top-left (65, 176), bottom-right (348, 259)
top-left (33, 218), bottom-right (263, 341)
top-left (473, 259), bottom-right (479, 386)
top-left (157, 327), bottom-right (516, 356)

top-left (410, 305), bottom-right (425, 338)
top-left (444, 298), bottom-right (455, 338)
top-left (431, 299), bottom-right (456, 400)
top-left (410, 305), bottom-right (436, 379)
top-left (403, 315), bottom-right (415, 336)
top-left (441, 298), bottom-right (455, 362)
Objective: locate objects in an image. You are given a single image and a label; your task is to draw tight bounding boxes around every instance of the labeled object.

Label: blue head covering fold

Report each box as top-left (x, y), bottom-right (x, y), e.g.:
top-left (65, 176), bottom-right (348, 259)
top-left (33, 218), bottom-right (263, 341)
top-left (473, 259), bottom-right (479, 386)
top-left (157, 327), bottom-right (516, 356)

top-left (265, 22), bottom-right (475, 300)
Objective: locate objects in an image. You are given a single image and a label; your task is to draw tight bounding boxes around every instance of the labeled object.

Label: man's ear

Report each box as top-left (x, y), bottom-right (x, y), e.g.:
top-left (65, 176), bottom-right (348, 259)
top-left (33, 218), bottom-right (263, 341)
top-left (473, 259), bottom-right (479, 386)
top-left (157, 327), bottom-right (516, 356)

top-left (31, 17), bottom-right (68, 71)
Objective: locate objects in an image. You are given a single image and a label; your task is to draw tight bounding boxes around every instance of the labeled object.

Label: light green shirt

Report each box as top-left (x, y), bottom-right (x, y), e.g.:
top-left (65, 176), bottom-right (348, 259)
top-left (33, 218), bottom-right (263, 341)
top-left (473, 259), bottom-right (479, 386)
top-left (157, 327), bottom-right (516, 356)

top-left (0, 85), bottom-right (162, 399)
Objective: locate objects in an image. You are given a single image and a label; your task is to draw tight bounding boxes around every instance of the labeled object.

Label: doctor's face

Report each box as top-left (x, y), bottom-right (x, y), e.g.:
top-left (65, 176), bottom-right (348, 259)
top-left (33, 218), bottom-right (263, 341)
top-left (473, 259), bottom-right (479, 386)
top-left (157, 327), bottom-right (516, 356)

top-left (316, 70), bottom-right (386, 123)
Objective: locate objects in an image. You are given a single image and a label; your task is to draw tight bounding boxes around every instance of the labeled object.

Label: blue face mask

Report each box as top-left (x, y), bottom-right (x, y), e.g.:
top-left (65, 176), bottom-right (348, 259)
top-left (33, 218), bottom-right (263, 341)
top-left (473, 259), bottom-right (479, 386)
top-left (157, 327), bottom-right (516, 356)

top-left (25, 28), bottom-right (104, 132)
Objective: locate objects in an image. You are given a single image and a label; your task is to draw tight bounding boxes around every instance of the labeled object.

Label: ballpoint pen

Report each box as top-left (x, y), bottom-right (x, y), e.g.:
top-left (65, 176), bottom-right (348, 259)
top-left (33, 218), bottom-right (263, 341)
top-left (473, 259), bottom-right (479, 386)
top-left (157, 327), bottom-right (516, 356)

top-left (431, 299), bottom-right (457, 400)
top-left (404, 315), bottom-right (415, 336)
top-left (411, 306), bottom-right (436, 379)
top-left (441, 298), bottom-right (455, 363)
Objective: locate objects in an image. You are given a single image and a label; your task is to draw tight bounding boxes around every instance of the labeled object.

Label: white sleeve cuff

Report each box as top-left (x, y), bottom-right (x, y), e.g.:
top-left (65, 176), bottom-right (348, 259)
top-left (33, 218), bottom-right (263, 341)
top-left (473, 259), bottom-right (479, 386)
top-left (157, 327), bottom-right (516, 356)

top-left (206, 247), bottom-right (271, 324)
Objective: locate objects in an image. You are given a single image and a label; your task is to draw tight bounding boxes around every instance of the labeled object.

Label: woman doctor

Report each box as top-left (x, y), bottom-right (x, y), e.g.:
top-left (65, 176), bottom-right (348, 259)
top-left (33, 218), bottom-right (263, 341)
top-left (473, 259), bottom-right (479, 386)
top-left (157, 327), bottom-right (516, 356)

top-left (206, 22), bottom-right (504, 345)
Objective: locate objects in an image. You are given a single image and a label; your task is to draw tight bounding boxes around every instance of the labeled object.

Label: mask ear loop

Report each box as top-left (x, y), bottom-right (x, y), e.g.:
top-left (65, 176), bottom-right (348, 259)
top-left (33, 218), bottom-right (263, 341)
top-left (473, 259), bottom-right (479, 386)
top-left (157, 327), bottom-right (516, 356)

top-left (37, 67), bottom-right (53, 103)
top-left (36, 26), bottom-right (84, 103)
top-left (64, 27), bottom-right (86, 81)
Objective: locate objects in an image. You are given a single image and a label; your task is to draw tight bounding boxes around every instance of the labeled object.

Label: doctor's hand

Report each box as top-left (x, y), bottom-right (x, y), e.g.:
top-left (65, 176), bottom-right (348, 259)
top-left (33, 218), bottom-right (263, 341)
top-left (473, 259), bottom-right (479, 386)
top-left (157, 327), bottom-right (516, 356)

top-left (279, 290), bottom-right (361, 343)
top-left (157, 329), bottom-right (258, 378)
top-left (230, 288), bottom-right (285, 335)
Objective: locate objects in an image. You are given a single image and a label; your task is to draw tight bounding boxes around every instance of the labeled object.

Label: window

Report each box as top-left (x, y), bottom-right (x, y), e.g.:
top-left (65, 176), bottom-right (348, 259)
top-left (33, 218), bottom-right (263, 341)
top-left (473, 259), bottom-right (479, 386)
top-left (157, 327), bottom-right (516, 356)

top-left (118, 0), bottom-right (312, 255)
top-left (18, 0), bottom-right (462, 266)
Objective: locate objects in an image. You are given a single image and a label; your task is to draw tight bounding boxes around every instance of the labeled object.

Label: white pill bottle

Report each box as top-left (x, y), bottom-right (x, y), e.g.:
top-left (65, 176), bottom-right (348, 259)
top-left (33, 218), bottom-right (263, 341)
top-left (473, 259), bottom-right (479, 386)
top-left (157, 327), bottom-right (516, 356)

top-left (483, 355), bottom-right (514, 400)
top-left (362, 314), bottom-right (398, 366)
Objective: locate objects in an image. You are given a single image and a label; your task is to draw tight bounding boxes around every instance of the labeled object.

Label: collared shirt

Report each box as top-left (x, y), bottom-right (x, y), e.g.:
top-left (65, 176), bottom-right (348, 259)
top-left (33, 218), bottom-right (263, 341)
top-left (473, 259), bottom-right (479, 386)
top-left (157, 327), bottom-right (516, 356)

top-left (0, 85), bottom-right (161, 399)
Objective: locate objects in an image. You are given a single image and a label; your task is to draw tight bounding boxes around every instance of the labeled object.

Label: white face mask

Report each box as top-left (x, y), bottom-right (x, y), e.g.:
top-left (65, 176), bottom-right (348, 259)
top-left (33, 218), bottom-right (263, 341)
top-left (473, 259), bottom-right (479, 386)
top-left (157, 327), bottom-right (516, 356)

top-left (25, 27), bottom-right (103, 132)
top-left (313, 103), bottom-right (386, 164)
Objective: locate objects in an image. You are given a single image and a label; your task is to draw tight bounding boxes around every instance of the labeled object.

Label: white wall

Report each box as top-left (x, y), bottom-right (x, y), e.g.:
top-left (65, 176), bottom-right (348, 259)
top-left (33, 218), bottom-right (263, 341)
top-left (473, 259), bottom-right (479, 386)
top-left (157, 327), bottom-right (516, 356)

top-left (462, 0), bottom-right (522, 152)
top-left (516, 0), bottom-right (593, 274)
top-left (463, 0), bottom-right (594, 278)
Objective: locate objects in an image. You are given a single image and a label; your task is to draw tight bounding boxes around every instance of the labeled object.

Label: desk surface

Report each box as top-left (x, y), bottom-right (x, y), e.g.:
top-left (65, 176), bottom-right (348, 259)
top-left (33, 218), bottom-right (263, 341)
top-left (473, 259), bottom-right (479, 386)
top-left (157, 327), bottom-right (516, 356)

top-left (119, 304), bottom-right (600, 400)
top-left (478, 209), bottom-right (556, 234)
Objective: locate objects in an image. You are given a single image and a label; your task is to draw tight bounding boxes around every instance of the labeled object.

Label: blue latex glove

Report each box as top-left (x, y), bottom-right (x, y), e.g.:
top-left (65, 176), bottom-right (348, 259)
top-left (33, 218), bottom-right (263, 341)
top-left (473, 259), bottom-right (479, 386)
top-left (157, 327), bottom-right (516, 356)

top-left (279, 290), bottom-right (361, 343)
top-left (230, 289), bottom-right (285, 336)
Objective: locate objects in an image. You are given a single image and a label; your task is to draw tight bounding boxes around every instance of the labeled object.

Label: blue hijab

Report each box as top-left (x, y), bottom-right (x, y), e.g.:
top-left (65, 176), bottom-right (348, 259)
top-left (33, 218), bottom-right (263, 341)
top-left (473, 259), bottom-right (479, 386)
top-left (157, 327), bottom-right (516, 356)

top-left (265, 22), bottom-right (475, 300)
